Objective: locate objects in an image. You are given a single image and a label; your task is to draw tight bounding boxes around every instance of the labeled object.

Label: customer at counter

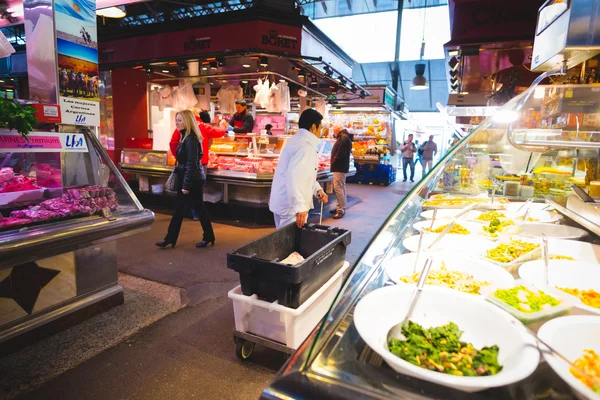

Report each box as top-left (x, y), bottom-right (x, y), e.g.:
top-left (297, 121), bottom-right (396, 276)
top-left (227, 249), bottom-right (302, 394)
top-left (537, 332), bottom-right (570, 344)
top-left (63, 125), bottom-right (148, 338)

top-left (269, 109), bottom-right (328, 229)
top-left (330, 128), bottom-right (352, 220)
top-left (226, 100), bottom-right (254, 134)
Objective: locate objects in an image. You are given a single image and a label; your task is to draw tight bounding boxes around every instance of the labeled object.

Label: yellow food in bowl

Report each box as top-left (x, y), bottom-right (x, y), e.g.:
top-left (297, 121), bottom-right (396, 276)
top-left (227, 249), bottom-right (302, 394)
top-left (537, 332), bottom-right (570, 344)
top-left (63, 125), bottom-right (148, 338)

top-left (571, 349), bottom-right (600, 393)
top-left (426, 223), bottom-right (470, 235)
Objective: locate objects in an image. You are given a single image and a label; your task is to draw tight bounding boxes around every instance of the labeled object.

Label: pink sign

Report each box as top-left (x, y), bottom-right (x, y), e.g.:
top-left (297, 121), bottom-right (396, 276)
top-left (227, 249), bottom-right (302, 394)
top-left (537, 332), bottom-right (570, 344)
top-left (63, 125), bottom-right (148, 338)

top-left (0, 132), bottom-right (88, 152)
top-left (0, 135), bottom-right (61, 150)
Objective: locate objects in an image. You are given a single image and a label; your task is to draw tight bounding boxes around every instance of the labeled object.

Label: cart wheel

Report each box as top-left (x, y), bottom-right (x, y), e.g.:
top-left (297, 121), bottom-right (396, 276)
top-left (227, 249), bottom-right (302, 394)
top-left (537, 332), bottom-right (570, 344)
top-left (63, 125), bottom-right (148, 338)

top-left (236, 339), bottom-right (255, 361)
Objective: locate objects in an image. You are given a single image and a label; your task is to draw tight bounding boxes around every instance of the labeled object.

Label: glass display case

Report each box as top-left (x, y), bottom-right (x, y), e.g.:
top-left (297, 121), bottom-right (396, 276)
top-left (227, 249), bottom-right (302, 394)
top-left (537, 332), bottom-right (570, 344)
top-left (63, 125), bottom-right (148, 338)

top-left (262, 83), bottom-right (600, 400)
top-left (0, 130), bottom-right (154, 350)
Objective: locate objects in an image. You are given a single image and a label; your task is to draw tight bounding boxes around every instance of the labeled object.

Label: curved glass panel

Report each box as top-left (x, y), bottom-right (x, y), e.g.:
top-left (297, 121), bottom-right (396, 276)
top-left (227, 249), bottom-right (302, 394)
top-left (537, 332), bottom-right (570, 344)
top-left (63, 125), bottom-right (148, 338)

top-left (278, 76), bottom-right (600, 399)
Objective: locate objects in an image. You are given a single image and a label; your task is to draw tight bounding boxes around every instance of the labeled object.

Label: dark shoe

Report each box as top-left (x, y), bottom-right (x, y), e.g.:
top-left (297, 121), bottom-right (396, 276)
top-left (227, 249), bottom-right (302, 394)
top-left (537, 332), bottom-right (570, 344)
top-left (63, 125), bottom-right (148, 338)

top-left (410, 179), bottom-right (415, 183)
top-left (329, 209), bottom-right (337, 214)
top-left (333, 210), bottom-right (345, 219)
top-left (403, 178), bottom-right (407, 182)
top-left (155, 240), bottom-right (175, 249)
top-left (196, 239), bottom-right (215, 248)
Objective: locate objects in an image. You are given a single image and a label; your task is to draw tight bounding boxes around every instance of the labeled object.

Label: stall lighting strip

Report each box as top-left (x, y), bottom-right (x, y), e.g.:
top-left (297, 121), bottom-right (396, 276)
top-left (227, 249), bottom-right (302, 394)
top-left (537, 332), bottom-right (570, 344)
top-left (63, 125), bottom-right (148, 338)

top-left (148, 71), bottom-right (327, 98)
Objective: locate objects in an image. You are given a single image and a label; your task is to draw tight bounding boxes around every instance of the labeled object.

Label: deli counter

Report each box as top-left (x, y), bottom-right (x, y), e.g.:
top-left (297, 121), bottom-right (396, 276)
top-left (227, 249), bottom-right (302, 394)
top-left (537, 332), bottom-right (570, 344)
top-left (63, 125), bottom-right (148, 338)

top-left (262, 83), bottom-right (600, 400)
top-left (0, 130), bottom-right (154, 352)
top-left (121, 135), bottom-right (354, 205)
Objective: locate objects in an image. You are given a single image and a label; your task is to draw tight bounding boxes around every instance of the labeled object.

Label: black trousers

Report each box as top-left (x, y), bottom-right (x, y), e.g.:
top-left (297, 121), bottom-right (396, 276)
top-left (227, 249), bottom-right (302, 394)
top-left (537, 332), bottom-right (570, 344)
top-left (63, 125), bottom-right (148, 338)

top-left (165, 181), bottom-right (215, 244)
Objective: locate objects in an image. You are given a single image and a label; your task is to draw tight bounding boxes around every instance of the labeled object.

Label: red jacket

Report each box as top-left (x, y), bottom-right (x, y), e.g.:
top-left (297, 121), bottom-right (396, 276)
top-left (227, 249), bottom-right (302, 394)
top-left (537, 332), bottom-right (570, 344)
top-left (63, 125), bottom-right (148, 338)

top-left (169, 122), bottom-right (226, 165)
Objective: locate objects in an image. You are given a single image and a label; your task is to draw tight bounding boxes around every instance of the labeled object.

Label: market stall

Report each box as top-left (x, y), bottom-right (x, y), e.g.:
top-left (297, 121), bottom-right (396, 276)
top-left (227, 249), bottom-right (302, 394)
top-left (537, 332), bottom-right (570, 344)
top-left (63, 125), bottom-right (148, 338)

top-left (0, 130), bottom-right (154, 353)
top-left (262, 78), bottom-right (600, 400)
top-left (332, 86), bottom-right (402, 186)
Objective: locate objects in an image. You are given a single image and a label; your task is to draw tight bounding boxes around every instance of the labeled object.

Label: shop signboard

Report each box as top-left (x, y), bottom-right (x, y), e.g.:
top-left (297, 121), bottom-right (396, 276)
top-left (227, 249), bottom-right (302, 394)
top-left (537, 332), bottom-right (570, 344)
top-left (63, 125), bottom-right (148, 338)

top-left (336, 88), bottom-right (386, 105)
top-left (24, 0), bottom-right (59, 104)
top-left (54, 0), bottom-right (100, 127)
top-left (99, 21), bottom-right (303, 64)
top-left (449, 0), bottom-right (543, 44)
top-left (0, 132), bottom-right (89, 152)
top-left (31, 103), bottom-right (62, 123)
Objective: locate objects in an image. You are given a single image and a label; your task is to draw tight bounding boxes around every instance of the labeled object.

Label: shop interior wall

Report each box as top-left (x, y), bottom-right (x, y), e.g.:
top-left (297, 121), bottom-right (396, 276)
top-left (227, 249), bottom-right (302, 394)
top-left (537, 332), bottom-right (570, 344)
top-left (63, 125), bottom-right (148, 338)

top-left (111, 68), bottom-right (148, 165)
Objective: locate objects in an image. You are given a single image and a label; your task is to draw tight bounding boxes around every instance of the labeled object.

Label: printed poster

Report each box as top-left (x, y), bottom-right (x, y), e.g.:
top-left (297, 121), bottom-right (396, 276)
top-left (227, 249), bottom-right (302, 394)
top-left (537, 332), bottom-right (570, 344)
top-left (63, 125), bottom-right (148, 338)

top-left (54, 0), bottom-right (100, 126)
top-left (24, 0), bottom-right (59, 104)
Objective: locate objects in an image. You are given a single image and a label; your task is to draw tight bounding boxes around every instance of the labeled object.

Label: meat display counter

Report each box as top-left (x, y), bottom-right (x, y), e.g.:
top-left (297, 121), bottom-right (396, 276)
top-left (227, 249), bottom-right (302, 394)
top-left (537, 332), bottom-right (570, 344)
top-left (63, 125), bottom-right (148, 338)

top-left (120, 135), bottom-right (353, 206)
top-left (262, 83), bottom-right (600, 400)
top-left (0, 130), bottom-right (154, 352)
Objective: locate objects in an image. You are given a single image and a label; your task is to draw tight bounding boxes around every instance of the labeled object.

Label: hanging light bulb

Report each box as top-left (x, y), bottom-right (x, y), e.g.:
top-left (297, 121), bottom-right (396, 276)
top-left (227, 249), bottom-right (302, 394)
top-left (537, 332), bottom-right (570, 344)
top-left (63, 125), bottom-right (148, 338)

top-left (410, 63), bottom-right (429, 90)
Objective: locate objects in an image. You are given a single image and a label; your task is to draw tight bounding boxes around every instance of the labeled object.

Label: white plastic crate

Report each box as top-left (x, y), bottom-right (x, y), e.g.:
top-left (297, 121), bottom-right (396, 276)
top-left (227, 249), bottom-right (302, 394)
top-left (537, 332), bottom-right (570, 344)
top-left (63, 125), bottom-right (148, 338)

top-left (228, 261), bottom-right (349, 349)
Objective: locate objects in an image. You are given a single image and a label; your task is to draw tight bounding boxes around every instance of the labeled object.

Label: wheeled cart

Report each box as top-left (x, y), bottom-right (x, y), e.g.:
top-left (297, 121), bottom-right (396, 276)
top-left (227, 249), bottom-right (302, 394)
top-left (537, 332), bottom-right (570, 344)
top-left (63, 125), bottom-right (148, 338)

top-left (228, 262), bottom-right (350, 361)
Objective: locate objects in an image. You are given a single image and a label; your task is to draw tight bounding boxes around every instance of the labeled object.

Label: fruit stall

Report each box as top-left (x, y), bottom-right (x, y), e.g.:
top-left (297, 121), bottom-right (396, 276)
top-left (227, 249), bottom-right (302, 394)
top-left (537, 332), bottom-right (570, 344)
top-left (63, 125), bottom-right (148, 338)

top-left (327, 85), bottom-right (403, 186)
top-left (0, 130), bottom-right (154, 353)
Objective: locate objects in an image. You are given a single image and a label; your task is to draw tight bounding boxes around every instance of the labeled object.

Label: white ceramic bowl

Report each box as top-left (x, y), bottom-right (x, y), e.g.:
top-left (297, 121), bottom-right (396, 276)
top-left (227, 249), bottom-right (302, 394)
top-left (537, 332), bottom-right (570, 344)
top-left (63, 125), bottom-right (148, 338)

top-left (538, 316), bottom-right (600, 400)
top-left (505, 202), bottom-right (554, 214)
top-left (508, 210), bottom-right (562, 224)
top-left (384, 252), bottom-right (515, 295)
top-left (412, 220), bottom-right (483, 236)
top-left (519, 260), bottom-right (600, 315)
top-left (546, 239), bottom-right (600, 263)
top-left (420, 209), bottom-right (482, 221)
top-left (402, 233), bottom-right (494, 254)
top-left (516, 223), bottom-right (587, 240)
top-left (354, 286), bottom-right (540, 392)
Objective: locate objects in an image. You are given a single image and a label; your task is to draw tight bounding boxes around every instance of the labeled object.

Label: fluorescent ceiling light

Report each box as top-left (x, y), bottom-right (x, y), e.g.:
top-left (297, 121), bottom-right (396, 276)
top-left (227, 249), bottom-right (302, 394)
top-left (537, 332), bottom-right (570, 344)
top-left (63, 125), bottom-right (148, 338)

top-left (97, 7), bottom-right (126, 18)
top-left (161, 70), bottom-right (169, 73)
top-left (242, 64), bottom-right (251, 68)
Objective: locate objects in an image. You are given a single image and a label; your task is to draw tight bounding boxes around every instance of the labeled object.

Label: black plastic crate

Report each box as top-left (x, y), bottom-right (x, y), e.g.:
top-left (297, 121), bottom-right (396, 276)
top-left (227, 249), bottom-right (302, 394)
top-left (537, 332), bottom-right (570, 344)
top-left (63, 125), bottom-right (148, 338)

top-left (227, 223), bottom-right (351, 309)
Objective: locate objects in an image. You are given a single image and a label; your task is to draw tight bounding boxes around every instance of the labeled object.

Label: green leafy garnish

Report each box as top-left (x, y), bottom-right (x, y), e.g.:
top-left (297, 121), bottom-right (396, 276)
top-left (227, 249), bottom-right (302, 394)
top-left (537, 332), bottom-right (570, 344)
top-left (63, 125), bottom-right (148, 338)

top-left (388, 321), bottom-right (503, 377)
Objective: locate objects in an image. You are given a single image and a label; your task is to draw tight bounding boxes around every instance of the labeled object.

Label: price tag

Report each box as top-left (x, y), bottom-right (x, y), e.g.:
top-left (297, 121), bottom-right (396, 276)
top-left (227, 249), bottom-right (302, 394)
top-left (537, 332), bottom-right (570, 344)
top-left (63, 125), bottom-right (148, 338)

top-left (102, 207), bottom-right (116, 221)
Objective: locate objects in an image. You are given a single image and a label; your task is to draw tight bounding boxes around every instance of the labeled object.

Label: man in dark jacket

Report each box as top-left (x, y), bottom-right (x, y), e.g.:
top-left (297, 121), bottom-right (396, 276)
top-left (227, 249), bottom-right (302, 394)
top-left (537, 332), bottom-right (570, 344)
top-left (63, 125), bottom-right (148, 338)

top-left (227, 100), bottom-right (254, 133)
top-left (330, 129), bottom-right (352, 219)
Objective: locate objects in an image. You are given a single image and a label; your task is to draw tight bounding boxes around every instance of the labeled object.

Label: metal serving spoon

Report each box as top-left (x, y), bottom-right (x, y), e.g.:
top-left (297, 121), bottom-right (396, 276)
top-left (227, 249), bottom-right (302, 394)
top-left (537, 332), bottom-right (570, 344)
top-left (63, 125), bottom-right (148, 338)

top-left (387, 257), bottom-right (434, 344)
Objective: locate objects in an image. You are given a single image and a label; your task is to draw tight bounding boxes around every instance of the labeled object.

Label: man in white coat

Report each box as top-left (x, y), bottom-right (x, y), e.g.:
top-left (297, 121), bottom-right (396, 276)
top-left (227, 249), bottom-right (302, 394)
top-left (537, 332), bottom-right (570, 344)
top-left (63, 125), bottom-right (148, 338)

top-left (270, 109), bottom-right (329, 229)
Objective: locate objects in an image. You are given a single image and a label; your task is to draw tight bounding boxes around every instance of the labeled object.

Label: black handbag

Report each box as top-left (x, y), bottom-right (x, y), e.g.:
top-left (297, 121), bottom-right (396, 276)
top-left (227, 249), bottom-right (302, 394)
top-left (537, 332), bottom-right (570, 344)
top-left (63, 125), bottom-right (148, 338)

top-left (165, 168), bottom-right (180, 192)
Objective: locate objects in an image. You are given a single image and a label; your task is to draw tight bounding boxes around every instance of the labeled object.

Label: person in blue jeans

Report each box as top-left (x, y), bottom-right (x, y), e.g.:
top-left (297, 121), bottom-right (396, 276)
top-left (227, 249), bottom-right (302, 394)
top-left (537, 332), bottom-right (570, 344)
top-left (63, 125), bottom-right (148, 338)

top-left (399, 133), bottom-right (417, 182)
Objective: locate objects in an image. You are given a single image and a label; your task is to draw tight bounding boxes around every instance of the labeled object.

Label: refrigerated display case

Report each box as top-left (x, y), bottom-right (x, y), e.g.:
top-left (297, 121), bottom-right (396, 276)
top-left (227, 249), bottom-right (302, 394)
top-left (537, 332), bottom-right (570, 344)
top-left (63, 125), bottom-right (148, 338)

top-left (0, 130), bottom-right (154, 351)
top-left (262, 82), bottom-right (600, 400)
top-left (121, 135), bottom-right (349, 205)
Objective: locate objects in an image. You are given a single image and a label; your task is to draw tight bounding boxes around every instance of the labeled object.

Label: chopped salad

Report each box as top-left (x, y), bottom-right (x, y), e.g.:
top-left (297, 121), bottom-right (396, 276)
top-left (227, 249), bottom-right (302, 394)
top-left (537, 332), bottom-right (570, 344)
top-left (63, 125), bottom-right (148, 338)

top-left (485, 240), bottom-right (540, 264)
top-left (426, 223), bottom-right (470, 235)
top-left (482, 218), bottom-right (515, 238)
top-left (388, 321), bottom-right (503, 377)
top-left (493, 286), bottom-right (561, 313)
top-left (476, 211), bottom-right (506, 222)
top-left (558, 287), bottom-right (600, 309)
top-left (399, 264), bottom-right (490, 295)
top-left (571, 349), bottom-right (600, 393)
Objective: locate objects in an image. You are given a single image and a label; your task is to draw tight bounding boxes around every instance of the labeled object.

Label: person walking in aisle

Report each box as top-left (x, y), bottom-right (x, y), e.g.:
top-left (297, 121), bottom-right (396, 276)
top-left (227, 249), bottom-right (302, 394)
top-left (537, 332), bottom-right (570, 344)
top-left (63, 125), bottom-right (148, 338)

top-left (156, 110), bottom-right (215, 249)
top-left (269, 109), bottom-right (328, 229)
top-left (400, 133), bottom-right (417, 182)
top-left (169, 111), bottom-right (227, 221)
top-left (420, 134), bottom-right (438, 175)
top-left (330, 128), bottom-right (352, 219)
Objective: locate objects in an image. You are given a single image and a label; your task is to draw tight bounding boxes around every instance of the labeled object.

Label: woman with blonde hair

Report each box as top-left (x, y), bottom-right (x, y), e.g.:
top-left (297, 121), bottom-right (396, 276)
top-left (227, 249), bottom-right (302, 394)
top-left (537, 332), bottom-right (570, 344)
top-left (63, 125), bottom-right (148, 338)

top-left (156, 109), bottom-right (215, 248)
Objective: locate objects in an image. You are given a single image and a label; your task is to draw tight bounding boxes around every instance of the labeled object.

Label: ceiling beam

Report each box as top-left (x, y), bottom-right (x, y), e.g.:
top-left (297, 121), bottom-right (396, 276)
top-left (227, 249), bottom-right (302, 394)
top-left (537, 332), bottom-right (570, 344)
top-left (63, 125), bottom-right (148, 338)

top-left (321, 0), bottom-right (327, 13)
top-left (346, 0), bottom-right (352, 11)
